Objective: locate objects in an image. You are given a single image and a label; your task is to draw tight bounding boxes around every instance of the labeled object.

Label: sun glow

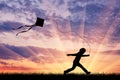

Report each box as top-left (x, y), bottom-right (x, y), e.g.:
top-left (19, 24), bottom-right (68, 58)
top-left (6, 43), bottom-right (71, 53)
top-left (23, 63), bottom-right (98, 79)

top-left (0, 0), bottom-right (120, 74)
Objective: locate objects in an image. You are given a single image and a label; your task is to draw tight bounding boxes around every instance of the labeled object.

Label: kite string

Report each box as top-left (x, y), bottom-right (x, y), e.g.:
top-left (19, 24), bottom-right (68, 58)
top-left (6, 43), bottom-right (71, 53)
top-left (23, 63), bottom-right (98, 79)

top-left (78, 35), bottom-right (91, 54)
top-left (56, 22), bottom-right (91, 54)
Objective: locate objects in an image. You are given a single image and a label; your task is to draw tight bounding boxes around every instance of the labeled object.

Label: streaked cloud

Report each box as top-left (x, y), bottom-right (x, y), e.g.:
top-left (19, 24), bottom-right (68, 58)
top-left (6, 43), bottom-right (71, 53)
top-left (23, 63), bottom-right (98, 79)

top-left (102, 50), bottom-right (120, 55)
top-left (0, 44), bottom-right (66, 63)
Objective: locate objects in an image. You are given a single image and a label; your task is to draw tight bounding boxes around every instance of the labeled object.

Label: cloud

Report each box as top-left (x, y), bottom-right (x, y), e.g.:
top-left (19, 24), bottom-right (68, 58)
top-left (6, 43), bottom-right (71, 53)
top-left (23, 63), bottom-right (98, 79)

top-left (0, 61), bottom-right (9, 65)
top-left (0, 44), bottom-right (20, 59)
top-left (102, 50), bottom-right (120, 55)
top-left (112, 7), bottom-right (120, 17)
top-left (0, 44), bottom-right (41, 62)
top-left (0, 44), bottom-right (66, 63)
top-left (5, 45), bottom-right (34, 58)
top-left (0, 21), bottom-right (23, 32)
top-left (0, 0), bottom-right (37, 24)
top-left (34, 0), bottom-right (71, 18)
top-left (68, 1), bottom-right (84, 13)
top-left (0, 65), bottom-right (36, 72)
top-left (85, 3), bottom-right (107, 26)
top-left (110, 24), bottom-right (120, 42)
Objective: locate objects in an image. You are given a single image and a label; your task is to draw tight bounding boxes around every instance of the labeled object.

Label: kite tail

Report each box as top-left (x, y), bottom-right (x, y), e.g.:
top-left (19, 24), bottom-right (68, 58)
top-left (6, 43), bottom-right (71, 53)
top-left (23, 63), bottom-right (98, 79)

top-left (12, 26), bottom-right (24, 30)
top-left (12, 25), bottom-right (33, 30)
top-left (16, 27), bottom-right (33, 36)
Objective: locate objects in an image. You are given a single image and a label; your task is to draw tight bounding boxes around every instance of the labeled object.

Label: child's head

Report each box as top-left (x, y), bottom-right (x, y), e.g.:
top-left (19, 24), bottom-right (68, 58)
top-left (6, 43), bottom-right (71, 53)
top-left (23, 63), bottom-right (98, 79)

top-left (79, 48), bottom-right (86, 54)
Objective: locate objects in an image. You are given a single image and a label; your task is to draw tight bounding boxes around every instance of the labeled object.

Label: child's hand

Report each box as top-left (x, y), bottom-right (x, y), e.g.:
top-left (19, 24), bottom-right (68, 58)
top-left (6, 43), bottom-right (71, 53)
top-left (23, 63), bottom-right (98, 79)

top-left (67, 54), bottom-right (70, 56)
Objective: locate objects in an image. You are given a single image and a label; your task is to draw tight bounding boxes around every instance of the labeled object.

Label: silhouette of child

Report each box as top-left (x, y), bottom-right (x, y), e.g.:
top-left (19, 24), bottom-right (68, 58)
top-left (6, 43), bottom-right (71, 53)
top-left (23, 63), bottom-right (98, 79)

top-left (64, 48), bottom-right (90, 75)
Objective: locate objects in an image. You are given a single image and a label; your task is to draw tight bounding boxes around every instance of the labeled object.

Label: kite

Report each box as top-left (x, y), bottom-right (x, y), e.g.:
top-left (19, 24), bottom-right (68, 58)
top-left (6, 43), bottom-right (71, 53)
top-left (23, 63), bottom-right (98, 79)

top-left (13, 17), bottom-right (44, 36)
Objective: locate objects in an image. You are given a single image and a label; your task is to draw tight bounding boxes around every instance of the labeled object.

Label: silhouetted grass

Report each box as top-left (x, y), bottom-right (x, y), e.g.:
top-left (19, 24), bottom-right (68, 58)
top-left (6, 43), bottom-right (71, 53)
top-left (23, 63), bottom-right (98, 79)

top-left (0, 73), bottom-right (120, 80)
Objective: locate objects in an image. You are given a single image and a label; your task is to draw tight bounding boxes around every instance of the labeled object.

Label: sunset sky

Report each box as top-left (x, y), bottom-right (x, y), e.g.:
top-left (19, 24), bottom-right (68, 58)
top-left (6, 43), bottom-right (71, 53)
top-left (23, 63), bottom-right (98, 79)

top-left (0, 0), bottom-right (120, 74)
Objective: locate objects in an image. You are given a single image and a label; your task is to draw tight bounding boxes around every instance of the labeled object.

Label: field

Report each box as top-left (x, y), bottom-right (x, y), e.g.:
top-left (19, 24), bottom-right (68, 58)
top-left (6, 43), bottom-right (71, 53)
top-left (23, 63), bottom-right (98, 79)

top-left (0, 73), bottom-right (120, 80)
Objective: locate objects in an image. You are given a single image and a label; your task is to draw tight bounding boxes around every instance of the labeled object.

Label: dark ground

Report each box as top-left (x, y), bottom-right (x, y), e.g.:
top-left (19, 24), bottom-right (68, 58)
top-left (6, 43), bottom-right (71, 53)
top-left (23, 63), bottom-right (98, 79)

top-left (0, 73), bottom-right (120, 80)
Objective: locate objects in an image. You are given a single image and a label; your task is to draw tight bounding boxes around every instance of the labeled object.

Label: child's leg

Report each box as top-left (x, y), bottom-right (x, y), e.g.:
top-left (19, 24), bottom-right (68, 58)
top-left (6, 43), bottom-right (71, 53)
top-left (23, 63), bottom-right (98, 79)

top-left (64, 64), bottom-right (76, 74)
top-left (78, 63), bottom-right (90, 74)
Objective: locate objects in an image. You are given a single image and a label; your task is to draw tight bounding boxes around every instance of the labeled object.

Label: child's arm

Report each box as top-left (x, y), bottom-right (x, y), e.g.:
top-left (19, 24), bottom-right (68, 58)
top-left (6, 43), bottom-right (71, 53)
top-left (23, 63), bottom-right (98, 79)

top-left (67, 53), bottom-right (77, 56)
top-left (81, 54), bottom-right (90, 57)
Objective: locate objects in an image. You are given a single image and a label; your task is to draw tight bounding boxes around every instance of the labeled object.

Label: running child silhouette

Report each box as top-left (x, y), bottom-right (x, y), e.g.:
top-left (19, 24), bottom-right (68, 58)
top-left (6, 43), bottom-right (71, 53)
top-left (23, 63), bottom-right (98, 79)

top-left (64, 48), bottom-right (90, 75)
